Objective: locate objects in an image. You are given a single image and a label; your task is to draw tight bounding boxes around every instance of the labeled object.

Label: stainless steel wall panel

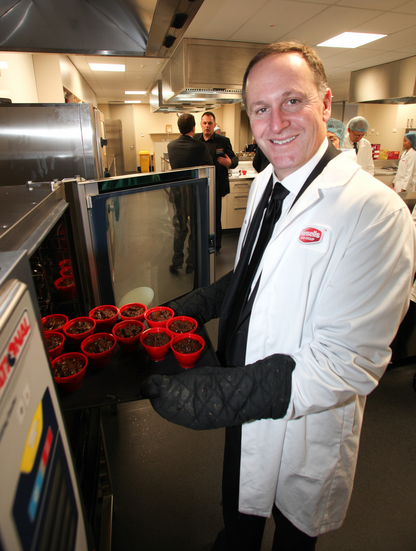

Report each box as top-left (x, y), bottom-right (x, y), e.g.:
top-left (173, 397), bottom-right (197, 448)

top-left (0, 103), bottom-right (105, 186)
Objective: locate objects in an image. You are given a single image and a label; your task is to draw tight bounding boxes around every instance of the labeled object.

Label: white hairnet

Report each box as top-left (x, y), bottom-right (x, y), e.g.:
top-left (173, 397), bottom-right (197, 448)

top-left (347, 116), bottom-right (369, 133)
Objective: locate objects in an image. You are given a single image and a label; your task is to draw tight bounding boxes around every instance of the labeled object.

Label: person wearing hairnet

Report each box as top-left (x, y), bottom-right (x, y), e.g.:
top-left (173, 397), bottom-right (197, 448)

top-left (326, 118), bottom-right (345, 149)
top-left (344, 116), bottom-right (375, 175)
top-left (393, 132), bottom-right (416, 192)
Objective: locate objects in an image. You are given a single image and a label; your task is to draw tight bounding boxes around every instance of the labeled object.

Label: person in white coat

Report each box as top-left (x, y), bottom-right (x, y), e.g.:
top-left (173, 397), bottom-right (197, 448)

top-left (141, 42), bottom-right (416, 551)
top-left (343, 116), bottom-right (375, 175)
top-left (393, 132), bottom-right (416, 192)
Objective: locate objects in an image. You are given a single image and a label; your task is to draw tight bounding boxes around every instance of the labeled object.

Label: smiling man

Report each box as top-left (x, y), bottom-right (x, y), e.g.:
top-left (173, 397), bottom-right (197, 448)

top-left (141, 42), bottom-right (416, 551)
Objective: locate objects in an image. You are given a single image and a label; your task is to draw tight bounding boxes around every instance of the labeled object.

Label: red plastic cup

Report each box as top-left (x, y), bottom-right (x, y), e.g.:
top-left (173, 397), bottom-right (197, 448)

top-left (42, 313), bottom-right (68, 333)
top-left (63, 317), bottom-right (96, 348)
top-left (81, 332), bottom-right (116, 368)
top-left (144, 306), bottom-right (174, 328)
top-left (59, 259), bottom-right (72, 269)
top-left (60, 267), bottom-right (73, 277)
top-left (51, 352), bottom-right (88, 392)
top-left (170, 333), bottom-right (205, 369)
top-left (89, 305), bottom-right (119, 333)
top-left (54, 276), bottom-right (76, 299)
top-left (112, 320), bottom-right (144, 352)
top-left (166, 316), bottom-right (197, 335)
top-left (119, 302), bottom-right (147, 322)
top-left (242, 170), bottom-right (247, 175)
top-left (44, 330), bottom-right (65, 360)
top-left (140, 327), bottom-right (173, 362)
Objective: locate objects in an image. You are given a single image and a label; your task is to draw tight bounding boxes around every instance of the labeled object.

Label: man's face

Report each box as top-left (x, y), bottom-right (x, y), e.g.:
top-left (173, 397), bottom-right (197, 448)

top-left (348, 128), bottom-right (366, 144)
top-left (327, 132), bottom-right (340, 149)
top-left (201, 115), bottom-right (215, 139)
top-left (246, 53), bottom-right (331, 180)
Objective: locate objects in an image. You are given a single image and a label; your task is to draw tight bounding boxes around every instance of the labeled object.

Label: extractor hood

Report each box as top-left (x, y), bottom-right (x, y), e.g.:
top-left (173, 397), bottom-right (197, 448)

top-left (150, 80), bottom-right (220, 113)
top-left (0, 0), bottom-right (204, 58)
top-left (156, 38), bottom-right (265, 109)
top-left (349, 56), bottom-right (416, 104)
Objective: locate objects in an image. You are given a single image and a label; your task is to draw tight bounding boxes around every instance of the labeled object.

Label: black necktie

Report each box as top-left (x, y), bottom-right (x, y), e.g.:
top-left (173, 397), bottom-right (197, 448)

top-left (240, 181), bottom-right (289, 304)
top-left (353, 142), bottom-right (358, 153)
top-left (222, 180), bottom-right (289, 356)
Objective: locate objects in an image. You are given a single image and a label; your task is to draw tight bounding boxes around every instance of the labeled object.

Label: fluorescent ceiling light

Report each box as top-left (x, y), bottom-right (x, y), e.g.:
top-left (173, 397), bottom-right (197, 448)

top-left (318, 32), bottom-right (386, 48)
top-left (89, 63), bottom-right (125, 72)
top-left (125, 91), bottom-right (146, 95)
top-left (0, 62), bottom-right (7, 69)
top-left (125, 100), bottom-right (141, 103)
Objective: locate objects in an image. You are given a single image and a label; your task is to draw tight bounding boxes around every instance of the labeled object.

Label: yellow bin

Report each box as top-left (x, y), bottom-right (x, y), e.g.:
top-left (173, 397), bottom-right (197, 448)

top-left (139, 150), bottom-right (150, 173)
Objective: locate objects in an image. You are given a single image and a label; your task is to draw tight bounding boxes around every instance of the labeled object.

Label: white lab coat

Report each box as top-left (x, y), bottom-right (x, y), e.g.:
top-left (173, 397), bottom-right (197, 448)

top-left (393, 147), bottom-right (416, 192)
top-left (344, 135), bottom-right (375, 175)
top-left (235, 150), bottom-right (416, 536)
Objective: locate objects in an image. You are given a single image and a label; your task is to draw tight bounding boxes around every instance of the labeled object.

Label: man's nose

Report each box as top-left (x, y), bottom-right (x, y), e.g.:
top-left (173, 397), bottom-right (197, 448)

top-left (270, 109), bottom-right (290, 134)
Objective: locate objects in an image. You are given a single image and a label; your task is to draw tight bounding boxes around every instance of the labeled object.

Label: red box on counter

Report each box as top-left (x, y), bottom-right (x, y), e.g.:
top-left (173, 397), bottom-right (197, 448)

top-left (387, 151), bottom-right (400, 159)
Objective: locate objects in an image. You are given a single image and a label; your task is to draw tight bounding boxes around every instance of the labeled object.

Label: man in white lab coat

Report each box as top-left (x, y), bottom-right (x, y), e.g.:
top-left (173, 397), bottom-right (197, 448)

top-left (343, 116), bottom-right (375, 175)
top-left (141, 42), bottom-right (416, 550)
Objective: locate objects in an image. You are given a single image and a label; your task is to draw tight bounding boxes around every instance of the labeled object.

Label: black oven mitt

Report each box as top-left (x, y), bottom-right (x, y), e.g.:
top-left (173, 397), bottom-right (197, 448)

top-left (139, 353), bottom-right (295, 430)
top-left (166, 270), bottom-right (233, 324)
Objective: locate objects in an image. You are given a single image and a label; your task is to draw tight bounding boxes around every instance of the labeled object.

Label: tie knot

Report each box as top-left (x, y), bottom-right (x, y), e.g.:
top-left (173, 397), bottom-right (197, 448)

top-left (271, 182), bottom-right (290, 201)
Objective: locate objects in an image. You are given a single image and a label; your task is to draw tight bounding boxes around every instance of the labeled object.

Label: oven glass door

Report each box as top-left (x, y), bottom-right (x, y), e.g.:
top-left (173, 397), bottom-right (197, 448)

top-left (88, 176), bottom-right (211, 308)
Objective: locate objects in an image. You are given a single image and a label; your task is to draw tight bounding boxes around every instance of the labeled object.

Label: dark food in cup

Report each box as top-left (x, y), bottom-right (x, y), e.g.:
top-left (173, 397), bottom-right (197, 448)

top-left (58, 277), bottom-right (74, 287)
top-left (46, 333), bottom-right (62, 351)
top-left (85, 336), bottom-right (113, 353)
top-left (53, 357), bottom-right (84, 378)
top-left (67, 320), bottom-right (94, 334)
top-left (173, 338), bottom-right (202, 354)
top-left (169, 319), bottom-right (195, 333)
top-left (143, 332), bottom-right (170, 347)
top-left (122, 306), bottom-right (145, 317)
top-left (92, 307), bottom-right (116, 320)
top-left (148, 309), bottom-right (172, 322)
top-left (43, 317), bottom-right (65, 331)
top-left (116, 324), bottom-right (142, 338)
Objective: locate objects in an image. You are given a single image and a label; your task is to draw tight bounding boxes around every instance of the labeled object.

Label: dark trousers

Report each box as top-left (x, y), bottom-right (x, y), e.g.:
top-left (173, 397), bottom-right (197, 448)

top-left (216, 190), bottom-right (223, 251)
top-left (213, 426), bottom-right (318, 551)
top-left (171, 188), bottom-right (193, 268)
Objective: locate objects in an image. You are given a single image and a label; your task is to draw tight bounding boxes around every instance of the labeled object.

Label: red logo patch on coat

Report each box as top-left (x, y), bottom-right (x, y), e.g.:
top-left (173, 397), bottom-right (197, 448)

top-left (299, 227), bottom-right (323, 244)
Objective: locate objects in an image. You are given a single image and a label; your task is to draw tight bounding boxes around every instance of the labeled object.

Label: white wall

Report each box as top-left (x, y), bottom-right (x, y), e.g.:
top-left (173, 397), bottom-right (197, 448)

top-left (33, 54), bottom-right (65, 103)
top-left (358, 103), bottom-right (404, 153)
top-left (0, 53), bottom-right (38, 103)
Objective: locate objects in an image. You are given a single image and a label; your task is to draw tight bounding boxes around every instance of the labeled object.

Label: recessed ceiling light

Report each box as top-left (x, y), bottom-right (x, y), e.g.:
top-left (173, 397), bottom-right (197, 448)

top-left (89, 63), bottom-right (125, 72)
top-left (125, 100), bottom-right (141, 103)
top-left (125, 91), bottom-right (146, 95)
top-left (0, 62), bottom-right (7, 69)
top-left (318, 32), bottom-right (386, 49)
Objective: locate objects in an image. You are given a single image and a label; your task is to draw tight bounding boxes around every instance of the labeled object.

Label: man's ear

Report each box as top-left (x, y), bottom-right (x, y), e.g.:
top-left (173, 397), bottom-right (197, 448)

top-left (322, 88), bottom-right (332, 123)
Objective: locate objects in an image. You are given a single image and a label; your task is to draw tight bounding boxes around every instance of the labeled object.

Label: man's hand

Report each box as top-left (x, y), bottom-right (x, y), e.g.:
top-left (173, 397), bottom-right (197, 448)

top-left (218, 153), bottom-right (232, 169)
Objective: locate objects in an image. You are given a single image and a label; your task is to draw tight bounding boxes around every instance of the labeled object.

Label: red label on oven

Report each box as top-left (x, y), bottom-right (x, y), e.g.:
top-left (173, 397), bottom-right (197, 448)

top-left (0, 311), bottom-right (31, 399)
top-left (299, 227), bottom-right (322, 244)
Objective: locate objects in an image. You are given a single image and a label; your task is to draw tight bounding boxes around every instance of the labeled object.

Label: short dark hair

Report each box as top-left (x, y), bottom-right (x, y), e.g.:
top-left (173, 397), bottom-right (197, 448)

top-left (242, 41), bottom-right (328, 108)
top-left (177, 113), bottom-right (196, 135)
top-left (201, 111), bottom-right (216, 121)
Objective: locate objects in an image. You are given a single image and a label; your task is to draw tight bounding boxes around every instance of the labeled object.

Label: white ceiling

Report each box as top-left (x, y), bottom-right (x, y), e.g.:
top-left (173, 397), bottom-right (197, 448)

top-left (68, 0), bottom-right (416, 105)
